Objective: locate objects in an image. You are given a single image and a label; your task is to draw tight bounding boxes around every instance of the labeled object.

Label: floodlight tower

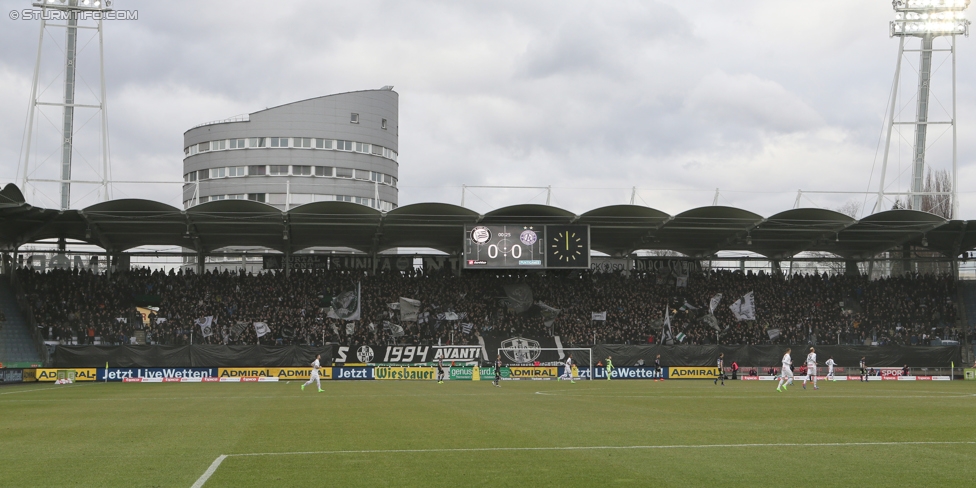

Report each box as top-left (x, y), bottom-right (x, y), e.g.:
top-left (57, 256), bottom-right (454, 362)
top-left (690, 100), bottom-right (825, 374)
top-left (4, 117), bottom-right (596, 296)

top-left (874, 0), bottom-right (970, 217)
top-left (19, 0), bottom-right (114, 210)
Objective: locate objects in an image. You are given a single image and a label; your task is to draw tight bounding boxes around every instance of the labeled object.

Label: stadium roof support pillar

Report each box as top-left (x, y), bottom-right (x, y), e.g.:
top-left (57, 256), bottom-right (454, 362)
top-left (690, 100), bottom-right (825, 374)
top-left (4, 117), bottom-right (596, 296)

top-left (845, 260), bottom-right (860, 277)
top-left (196, 252), bottom-right (205, 275)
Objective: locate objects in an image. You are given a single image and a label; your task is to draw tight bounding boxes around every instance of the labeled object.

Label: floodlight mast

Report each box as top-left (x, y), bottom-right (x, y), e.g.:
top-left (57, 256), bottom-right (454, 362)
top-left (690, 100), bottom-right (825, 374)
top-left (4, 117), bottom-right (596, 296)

top-left (21, 0), bottom-right (114, 210)
top-left (875, 0), bottom-right (970, 217)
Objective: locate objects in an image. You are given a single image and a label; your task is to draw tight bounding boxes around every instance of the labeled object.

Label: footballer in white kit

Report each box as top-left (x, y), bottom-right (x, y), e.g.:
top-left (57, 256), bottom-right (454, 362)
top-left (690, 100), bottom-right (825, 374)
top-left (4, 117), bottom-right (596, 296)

top-left (825, 357), bottom-right (836, 380)
top-left (776, 348), bottom-right (793, 392)
top-left (802, 347), bottom-right (818, 390)
top-left (559, 357), bottom-right (575, 383)
top-left (302, 354), bottom-right (324, 392)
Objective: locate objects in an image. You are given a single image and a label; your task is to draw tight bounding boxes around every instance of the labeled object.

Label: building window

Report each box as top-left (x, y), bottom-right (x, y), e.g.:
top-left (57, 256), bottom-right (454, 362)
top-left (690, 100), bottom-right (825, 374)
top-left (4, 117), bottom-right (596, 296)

top-left (185, 172), bottom-right (197, 182)
top-left (291, 193), bottom-right (314, 205)
top-left (355, 142), bottom-right (369, 153)
top-left (227, 194), bottom-right (245, 200)
top-left (249, 137), bottom-right (265, 148)
top-left (336, 140), bottom-right (353, 151)
top-left (350, 113), bottom-right (359, 124)
top-left (228, 166), bottom-right (246, 177)
top-left (210, 167), bottom-right (227, 179)
top-left (229, 139), bottom-right (246, 149)
top-left (188, 145), bottom-right (199, 156)
top-left (295, 137), bottom-right (312, 148)
top-left (335, 167), bottom-right (353, 178)
top-left (248, 193), bottom-right (266, 203)
top-left (314, 166), bottom-right (333, 177)
top-left (371, 172), bottom-right (382, 182)
top-left (268, 194), bottom-right (287, 205)
top-left (336, 195), bottom-right (353, 202)
top-left (269, 137), bottom-right (288, 148)
top-left (316, 138), bottom-right (333, 149)
top-left (354, 196), bottom-right (373, 207)
top-left (293, 165), bottom-right (312, 176)
top-left (381, 118), bottom-right (387, 130)
top-left (355, 169), bottom-right (370, 181)
top-left (198, 142), bottom-right (209, 152)
top-left (383, 174), bottom-right (393, 185)
top-left (371, 145), bottom-right (383, 156)
top-left (199, 196), bottom-right (209, 203)
top-left (269, 165), bottom-right (289, 176)
top-left (211, 195), bottom-right (226, 201)
top-left (198, 170), bottom-right (209, 181)
top-left (248, 165), bottom-right (266, 176)
top-left (184, 147), bottom-right (190, 157)
top-left (211, 140), bottom-right (226, 151)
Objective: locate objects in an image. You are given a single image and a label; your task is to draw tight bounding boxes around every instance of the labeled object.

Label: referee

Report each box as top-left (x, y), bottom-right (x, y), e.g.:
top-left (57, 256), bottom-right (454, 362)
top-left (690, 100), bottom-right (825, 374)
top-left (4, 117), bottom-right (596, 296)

top-left (714, 353), bottom-right (725, 386)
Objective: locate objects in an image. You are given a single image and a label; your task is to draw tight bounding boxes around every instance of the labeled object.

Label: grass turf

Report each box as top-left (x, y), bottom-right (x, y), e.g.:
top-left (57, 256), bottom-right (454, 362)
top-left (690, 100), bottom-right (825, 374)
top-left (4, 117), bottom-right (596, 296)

top-left (1, 379), bottom-right (974, 487)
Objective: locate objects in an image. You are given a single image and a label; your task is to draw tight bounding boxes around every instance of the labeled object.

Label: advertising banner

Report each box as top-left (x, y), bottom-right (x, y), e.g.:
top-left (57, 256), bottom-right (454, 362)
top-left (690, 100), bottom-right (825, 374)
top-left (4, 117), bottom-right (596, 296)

top-left (35, 368), bottom-right (98, 382)
top-left (668, 367), bottom-right (721, 379)
top-left (268, 367), bottom-right (332, 381)
top-left (580, 367), bottom-right (665, 380)
top-left (374, 366), bottom-right (437, 380)
top-left (216, 367), bottom-right (334, 379)
top-left (217, 368), bottom-right (275, 378)
top-left (449, 366), bottom-right (511, 381)
top-left (333, 345), bottom-right (486, 364)
top-left (331, 367), bottom-right (373, 380)
top-left (22, 369), bottom-right (37, 382)
top-left (507, 366), bottom-right (557, 380)
top-left (965, 368), bottom-right (976, 380)
top-left (0, 369), bottom-right (24, 383)
top-left (100, 368), bottom-right (218, 381)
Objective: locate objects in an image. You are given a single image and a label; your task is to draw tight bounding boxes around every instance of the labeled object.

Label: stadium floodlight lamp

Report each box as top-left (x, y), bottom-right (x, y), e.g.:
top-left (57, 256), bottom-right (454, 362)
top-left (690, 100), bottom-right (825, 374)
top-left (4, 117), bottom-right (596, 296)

top-left (891, 0), bottom-right (971, 36)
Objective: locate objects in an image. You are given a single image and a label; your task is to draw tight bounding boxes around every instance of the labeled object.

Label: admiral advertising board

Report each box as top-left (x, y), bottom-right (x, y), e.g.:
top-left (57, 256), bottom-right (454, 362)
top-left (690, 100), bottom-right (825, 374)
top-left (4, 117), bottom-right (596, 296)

top-left (35, 368), bottom-right (98, 382)
top-left (507, 366), bottom-right (557, 380)
top-left (217, 367), bottom-right (334, 380)
top-left (668, 367), bottom-right (721, 379)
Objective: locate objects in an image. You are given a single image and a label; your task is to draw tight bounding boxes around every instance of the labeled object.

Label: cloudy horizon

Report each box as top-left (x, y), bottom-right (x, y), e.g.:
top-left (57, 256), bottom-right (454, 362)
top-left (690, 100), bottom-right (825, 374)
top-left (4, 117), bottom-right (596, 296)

top-left (0, 0), bottom-right (973, 219)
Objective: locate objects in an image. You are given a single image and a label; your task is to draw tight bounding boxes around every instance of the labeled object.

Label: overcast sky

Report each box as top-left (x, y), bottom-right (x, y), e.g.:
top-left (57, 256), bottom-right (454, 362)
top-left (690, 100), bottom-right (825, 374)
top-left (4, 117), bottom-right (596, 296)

top-left (0, 0), bottom-right (973, 218)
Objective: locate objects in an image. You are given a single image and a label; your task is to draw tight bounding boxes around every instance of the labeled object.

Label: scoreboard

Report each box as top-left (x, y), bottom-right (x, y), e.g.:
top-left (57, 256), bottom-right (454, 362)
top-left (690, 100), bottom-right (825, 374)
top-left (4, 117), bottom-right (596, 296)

top-left (463, 224), bottom-right (590, 269)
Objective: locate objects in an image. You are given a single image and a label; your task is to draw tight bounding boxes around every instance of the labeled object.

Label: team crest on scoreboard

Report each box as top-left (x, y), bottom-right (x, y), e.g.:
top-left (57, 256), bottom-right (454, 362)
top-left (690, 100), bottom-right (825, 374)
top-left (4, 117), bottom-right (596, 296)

top-left (500, 337), bottom-right (541, 364)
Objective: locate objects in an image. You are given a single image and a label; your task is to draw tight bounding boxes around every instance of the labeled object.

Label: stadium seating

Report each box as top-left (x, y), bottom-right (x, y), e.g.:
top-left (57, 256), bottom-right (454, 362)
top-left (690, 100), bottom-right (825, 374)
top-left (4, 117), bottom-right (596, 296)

top-left (12, 267), bottom-right (960, 348)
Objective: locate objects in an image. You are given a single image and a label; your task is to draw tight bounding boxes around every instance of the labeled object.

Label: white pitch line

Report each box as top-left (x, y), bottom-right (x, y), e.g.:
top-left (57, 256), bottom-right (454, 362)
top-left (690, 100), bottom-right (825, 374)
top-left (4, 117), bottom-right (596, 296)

top-left (190, 454), bottom-right (227, 488)
top-left (534, 391), bottom-right (975, 399)
top-left (0, 384), bottom-right (83, 395)
top-left (191, 440), bottom-right (976, 486)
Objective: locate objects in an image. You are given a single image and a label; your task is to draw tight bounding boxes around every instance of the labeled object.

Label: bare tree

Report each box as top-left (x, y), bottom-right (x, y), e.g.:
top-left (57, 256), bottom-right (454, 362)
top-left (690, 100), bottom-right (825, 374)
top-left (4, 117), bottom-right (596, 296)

top-left (835, 199), bottom-right (861, 218)
top-left (919, 168), bottom-right (952, 219)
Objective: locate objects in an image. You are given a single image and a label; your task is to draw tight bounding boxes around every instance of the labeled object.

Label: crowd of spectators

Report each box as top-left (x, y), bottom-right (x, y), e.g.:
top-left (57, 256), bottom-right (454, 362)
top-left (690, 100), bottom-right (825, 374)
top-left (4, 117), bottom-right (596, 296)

top-left (16, 265), bottom-right (960, 347)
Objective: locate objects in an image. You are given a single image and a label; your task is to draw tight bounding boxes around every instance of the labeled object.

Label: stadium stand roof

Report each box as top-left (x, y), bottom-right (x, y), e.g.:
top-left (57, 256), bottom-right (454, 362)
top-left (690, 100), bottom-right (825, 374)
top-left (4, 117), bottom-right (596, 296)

top-left (0, 183), bottom-right (973, 260)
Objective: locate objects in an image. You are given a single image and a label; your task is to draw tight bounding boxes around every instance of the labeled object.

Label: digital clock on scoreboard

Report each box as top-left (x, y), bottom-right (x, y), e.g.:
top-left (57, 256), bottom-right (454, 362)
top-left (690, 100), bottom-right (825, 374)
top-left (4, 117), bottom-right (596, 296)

top-left (463, 225), bottom-right (545, 268)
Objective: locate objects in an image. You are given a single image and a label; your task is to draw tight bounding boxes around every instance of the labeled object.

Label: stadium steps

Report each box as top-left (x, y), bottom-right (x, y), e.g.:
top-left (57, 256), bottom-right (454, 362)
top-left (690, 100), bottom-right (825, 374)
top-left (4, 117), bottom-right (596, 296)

top-left (0, 278), bottom-right (42, 365)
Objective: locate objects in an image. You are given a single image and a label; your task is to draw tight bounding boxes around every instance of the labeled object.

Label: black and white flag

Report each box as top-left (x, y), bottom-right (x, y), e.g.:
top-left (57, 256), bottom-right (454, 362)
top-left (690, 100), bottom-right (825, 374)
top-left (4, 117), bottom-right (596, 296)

top-left (195, 316), bottom-right (214, 337)
top-left (729, 292), bottom-right (756, 321)
top-left (709, 294), bottom-right (723, 315)
top-left (253, 322), bottom-right (270, 338)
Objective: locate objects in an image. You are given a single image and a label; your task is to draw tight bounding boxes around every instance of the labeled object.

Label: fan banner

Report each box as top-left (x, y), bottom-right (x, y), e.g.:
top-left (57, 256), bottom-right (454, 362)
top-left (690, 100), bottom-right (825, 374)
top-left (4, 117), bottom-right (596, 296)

top-left (729, 291), bottom-right (756, 321)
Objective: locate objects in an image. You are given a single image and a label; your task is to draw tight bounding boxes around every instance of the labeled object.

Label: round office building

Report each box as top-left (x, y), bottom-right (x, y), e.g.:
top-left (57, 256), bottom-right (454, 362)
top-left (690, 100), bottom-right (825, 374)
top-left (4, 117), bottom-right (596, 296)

top-left (182, 87), bottom-right (399, 212)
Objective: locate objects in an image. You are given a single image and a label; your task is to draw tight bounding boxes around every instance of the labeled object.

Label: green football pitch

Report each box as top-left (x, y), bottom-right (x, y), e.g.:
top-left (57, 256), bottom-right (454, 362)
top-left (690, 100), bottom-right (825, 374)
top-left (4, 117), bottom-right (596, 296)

top-left (1, 379), bottom-right (974, 487)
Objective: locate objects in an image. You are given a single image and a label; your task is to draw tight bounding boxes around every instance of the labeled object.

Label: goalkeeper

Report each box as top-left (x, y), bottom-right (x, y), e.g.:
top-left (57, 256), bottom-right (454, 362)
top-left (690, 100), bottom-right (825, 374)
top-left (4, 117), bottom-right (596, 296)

top-left (605, 355), bottom-right (614, 380)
